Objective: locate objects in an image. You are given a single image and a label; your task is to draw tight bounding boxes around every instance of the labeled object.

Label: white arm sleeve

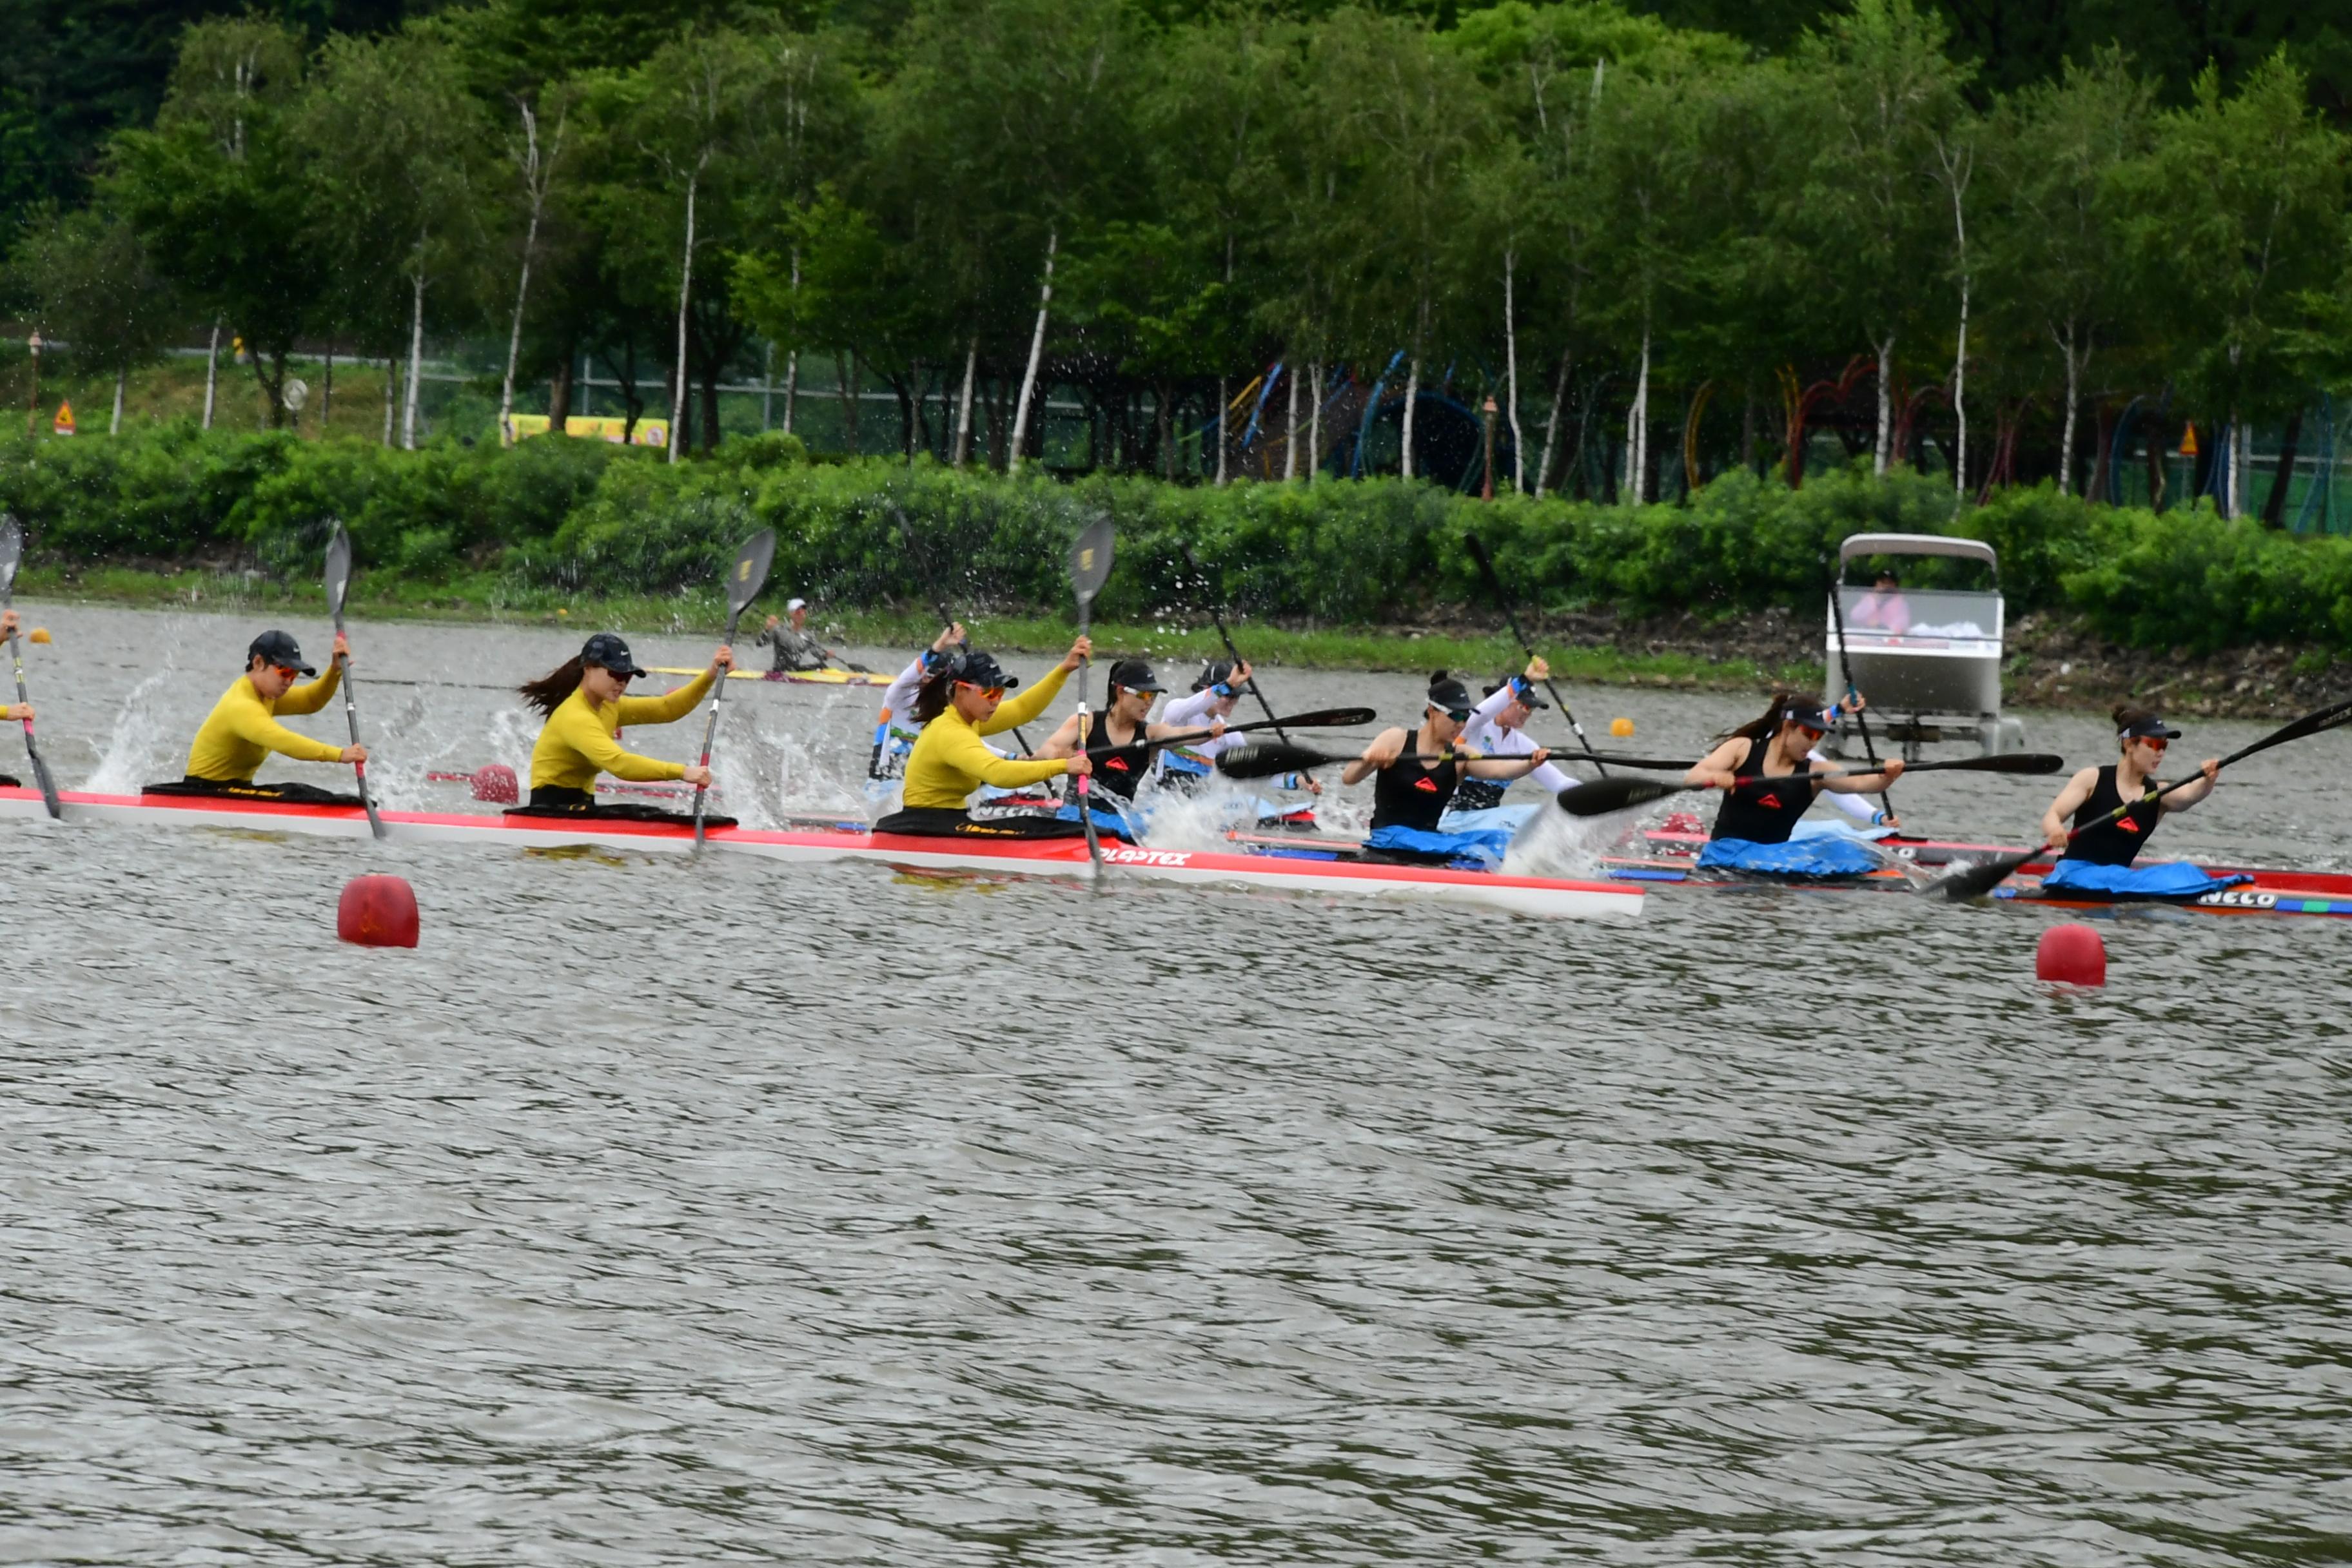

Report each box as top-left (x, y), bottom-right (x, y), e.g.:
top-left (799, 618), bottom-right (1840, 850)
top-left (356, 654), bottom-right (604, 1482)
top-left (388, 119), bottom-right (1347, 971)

top-left (1533, 758), bottom-right (1578, 794)
top-left (879, 658), bottom-right (926, 716)
top-left (1162, 688), bottom-right (1219, 729)
top-left (1808, 748), bottom-right (1880, 821)
top-left (1470, 682), bottom-right (1516, 729)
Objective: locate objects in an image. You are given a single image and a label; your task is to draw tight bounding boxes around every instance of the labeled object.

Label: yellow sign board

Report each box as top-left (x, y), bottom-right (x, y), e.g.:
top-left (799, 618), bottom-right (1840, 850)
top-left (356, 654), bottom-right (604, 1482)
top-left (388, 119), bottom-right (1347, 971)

top-left (53, 400), bottom-right (75, 436)
top-left (504, 413), bottom-right (670, 448)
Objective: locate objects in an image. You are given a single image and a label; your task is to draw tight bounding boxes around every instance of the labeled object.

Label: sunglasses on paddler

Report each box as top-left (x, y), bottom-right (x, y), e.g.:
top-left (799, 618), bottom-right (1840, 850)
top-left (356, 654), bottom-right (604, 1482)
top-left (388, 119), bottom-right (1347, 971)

top-left (957, 681), bottom-right (1006, 700)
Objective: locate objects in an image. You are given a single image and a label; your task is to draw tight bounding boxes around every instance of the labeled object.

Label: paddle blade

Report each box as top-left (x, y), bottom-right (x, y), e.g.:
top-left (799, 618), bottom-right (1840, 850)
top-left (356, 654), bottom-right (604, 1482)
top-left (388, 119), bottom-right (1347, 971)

top-left (1260, 707), bottom-right (1377, 730)
top-left (324, 520), bottom-right (353, 620)
top-left (1913, 752), bottom-right (2064, 776)
top-left (1462, 531), bottom-right (1502, 593)
top-left (1932, 847), bottom-right (2035, 902)
top-left (1217, 741), bottom-right (1348, 779)
top-left (1070, 516), bottom-right (1115, 605)
top-left (0, 514), bottom-right (21, 596)
top-left (1554, 775), bottom-right (1692, 817)
top-left (726, 529), bottom-right (778, 619)
top-left (2226, 698), bottom-right (2352, 765)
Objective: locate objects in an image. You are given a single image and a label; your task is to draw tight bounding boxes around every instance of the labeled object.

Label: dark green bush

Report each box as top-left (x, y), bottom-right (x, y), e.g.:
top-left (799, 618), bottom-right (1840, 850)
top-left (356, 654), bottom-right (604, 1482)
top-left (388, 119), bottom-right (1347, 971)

top-left (7, 427), bottom-right (2352, 658)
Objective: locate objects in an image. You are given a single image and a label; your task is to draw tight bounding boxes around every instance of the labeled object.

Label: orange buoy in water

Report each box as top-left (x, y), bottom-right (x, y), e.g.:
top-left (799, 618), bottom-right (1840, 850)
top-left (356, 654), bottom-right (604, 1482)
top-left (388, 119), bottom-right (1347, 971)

top-left (27, 627), bottom-right (50, 644)
top-left (1610, 717), bottom-right (1634, 737)
top-left (2035, 923), bottom-right (2105, 986)
top-left (471, 762), bottom-right (520, 804)
top-left (338, 874), bottom-right (419, 948)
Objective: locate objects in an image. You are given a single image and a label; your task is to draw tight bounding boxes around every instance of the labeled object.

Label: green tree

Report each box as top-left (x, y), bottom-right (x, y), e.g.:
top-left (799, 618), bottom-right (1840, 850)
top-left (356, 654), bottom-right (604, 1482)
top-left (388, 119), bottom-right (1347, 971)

top-left (7, 205), bottom-right (177, 433)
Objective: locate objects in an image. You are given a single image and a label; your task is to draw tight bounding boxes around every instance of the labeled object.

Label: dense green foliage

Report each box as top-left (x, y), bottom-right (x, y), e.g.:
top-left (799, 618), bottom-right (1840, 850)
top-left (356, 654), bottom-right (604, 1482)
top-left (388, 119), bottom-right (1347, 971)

top-left (8, 428), bottom-right (2352, 657)
top-left (8, 0), bottom-right (2352, 509)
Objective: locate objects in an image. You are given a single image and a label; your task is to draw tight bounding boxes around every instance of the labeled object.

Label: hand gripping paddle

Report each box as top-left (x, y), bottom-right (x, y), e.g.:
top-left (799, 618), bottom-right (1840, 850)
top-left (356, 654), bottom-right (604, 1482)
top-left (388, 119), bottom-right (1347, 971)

top-left (0, 514), bottom-right (61, 819)
top-left (1068, 516), bottom-right (1115, 874)
top-left (324, 521), bottom-right (386, 839)
top-left (692, 529), bottom-right (778, 848)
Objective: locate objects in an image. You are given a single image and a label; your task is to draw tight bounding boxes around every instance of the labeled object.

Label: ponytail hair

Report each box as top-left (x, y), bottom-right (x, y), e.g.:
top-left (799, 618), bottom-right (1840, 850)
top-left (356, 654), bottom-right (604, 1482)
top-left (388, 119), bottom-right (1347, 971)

top-left (2112, 703), bottom-right (2158, 747)
top-left (1720, 690), bottom-right (1805, 743)
top-left (518, 656), bottom-right (586, 717)
top-left (912, 666), bottom-right (959, 724)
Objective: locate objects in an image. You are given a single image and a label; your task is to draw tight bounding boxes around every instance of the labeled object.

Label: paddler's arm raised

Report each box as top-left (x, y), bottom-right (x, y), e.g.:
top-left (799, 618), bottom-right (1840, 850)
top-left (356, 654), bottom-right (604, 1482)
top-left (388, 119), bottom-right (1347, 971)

top-left (1683, 737), bottom-right (1747, 790)
top-left (2040, 765), bottom-right (2101, 850)
top-left (975, 638), bottom-right (1083, 736)
top-left (930, 716), bottom-right (1081, 790)
top-left (271, 634), bottom-right (347, 715)
top-left (1817, 758), bottom-right (1903, 794)
top-left (222, 689), bottom-right (349, 765)
top-left (1341, 727), bottom-right (1410, 786)
top-left (616, 646), bottom-right (732, 724)
top-left (2162, 758), bottom-right (2222, 812)
top-left (546, 697), bottom-right (689, 783)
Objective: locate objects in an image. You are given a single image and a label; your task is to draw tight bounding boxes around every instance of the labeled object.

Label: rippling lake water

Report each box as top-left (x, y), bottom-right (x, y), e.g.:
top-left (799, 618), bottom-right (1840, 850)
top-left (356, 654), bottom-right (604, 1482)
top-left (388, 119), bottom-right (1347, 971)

top-left (4, 602), bottom-right (2349, 1563)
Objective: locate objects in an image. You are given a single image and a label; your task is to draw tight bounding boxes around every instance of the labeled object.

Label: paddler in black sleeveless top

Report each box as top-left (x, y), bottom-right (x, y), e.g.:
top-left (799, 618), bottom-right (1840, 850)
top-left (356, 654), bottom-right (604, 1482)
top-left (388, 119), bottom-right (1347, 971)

top-left (2039, 706), bottom-right (2219, 864)
top-left (1342, 671), bottom-right (1553, 867)
top-left (1687, 693), bottom-right (1905, 847)
top-left (1035, 658), bottom-right (1219, 836)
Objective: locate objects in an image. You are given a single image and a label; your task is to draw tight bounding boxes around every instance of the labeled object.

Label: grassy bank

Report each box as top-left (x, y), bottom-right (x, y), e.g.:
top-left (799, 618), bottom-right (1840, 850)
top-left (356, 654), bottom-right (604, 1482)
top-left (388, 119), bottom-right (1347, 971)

top-left (12, 560), bottom-right (1808, 691)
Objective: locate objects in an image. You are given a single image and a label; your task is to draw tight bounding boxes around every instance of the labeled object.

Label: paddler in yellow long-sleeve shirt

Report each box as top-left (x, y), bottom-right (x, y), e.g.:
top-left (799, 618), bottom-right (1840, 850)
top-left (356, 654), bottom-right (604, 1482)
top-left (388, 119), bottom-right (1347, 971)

top-left (512, 632), bottom-right (734, 822)
top-left (872, 638), bottom-right (1097, 838)
top-left (146, 629), bottom-right (368, 804)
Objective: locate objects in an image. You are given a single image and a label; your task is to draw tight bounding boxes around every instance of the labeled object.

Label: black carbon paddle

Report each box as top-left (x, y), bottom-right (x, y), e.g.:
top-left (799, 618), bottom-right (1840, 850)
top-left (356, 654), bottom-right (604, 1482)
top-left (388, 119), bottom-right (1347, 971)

top-left (692, 528), bottom-right (776, 848)
top-left (1215, 739), bottom-right (1556, 781)
top-left (1083, 707), bottom-right (1374, 764)
top-left (1554, 753), bottom-right (2061, 819)
top-left (0, 514), bottom-right (60, 819)
top-left (324, 521), bottom-right (385, 840)
top-left (1933, 700), bottom-right (2352, 901)
top-left (1463, 533), bottom-right (1607, 774)
top-left (1179, 541), bottom-right (1290, 743)
top-left (1069, 515), bottom-right (1115, 874)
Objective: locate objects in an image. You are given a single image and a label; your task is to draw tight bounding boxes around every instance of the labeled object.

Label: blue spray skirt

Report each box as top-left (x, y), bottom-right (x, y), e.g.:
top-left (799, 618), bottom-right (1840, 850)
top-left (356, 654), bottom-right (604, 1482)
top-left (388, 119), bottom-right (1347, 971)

top-left (1364, 822), bottom-right (1516, 870)
top-left (1438, 803), bottom-right (1541, 836)
top-left (2037, 859), bottom-right (2253, 900)
top-left (1696, 836), bottom-right (1883, 879)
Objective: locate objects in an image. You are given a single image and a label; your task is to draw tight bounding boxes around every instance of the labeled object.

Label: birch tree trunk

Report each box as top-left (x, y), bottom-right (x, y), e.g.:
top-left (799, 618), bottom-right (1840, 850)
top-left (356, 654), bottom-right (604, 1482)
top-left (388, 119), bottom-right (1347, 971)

top-left (1282, 356), bottom-right (1300, 482)
top-left (2232, 414), bottom-right (2249, 518)
top-left (321, 342), bottom-right (335, 429)
top-left (1873, 335), bottom-right (1894, 476)
top-left (1623, 320), bottom-right (1651, 503)
top-left (1536, 346), bottom-right (1571, 498)
top-left (2056, 322), bottom-right (2081, 497)
top-left (500, 101), bottom-right (551, 448)
top-left (402, 268), bottom-right (426, 451)
top-left (666, 169), bottom-right (700, 464)
top-left (112, 367), bottom-right (126, 435)
top-left (780, 248), bottom-right (800, 435)
top-left (1307, 360), bottom-right (1322, 484)
top-left (1007, 226), bottom-right (1058, 477)
top-left (953, 337), bottom-right (978, 467)
top-left (1400, 355), bottom-right (1420, 480)
top-left (1951, 289), bottom-right (1970, 494)
top-left (1215, 376), bottom-right (1229, 485)
top-left (202, 322), bottom-right (221, 430)
top-left (1503, 250), bottom-right (1525, 493)
top-left (383, 355), bottom-right (397, 446)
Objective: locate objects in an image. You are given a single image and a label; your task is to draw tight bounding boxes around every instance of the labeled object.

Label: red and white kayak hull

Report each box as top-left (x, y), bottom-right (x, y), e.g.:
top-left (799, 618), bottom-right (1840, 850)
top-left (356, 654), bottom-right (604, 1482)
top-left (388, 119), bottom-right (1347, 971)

top-left (1, 786), bottom-right (1642, 921)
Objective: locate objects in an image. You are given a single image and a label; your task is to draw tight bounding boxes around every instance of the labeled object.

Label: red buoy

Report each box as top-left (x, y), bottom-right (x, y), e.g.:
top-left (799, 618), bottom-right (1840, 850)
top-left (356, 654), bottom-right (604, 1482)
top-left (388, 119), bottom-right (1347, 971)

top-left (472, 763), bottom-right (520, 805)
top-left (338, 874), bottom-right (420, 948)
top-left (2035, 922), bottom-right (2105, 986)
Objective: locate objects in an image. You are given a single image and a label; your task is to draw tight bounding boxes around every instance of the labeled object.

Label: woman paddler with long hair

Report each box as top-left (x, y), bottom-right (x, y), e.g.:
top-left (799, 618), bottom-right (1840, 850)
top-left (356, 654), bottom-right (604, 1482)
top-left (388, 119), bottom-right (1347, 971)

top-left (513, 632), bottom-right (734, 821)
top-left (872, 636), bottom-right (1097, 838)
top-left (2030, 705), bottom-right (2224, 897)
top-left (1340, 671), bottom-right (1556, 868)
top-left (1684, 692), bottom-right (1904, 874)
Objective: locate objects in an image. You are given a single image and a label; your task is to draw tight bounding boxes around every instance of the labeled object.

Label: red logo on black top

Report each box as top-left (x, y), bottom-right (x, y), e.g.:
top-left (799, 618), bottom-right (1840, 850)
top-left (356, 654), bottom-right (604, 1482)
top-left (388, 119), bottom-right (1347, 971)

top-left (1756, 792), bottom-right (1783, 810)
top-left (1414, 776), bottom-right (1440, 792)
top-left (2117, 815), bottom-right (2140, 835)
top-left (1107, 757), bottom-right (1130, 772)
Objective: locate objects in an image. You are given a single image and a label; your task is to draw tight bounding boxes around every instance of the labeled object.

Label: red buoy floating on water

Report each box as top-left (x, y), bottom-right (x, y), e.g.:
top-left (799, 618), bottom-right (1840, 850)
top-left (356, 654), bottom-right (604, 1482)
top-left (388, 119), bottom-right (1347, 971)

top-left (471, 763), bottom-right (520, 805)
top-left (338, 874), bottom-right (420, 948)
top-left (2035, 923), bottom-right (2105, 986)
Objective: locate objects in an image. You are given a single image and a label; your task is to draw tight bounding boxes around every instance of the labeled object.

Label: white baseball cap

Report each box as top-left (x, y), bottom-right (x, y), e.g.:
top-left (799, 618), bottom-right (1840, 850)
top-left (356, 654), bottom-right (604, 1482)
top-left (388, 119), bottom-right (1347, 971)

top-left (787, 597), bottom-right (808, 611)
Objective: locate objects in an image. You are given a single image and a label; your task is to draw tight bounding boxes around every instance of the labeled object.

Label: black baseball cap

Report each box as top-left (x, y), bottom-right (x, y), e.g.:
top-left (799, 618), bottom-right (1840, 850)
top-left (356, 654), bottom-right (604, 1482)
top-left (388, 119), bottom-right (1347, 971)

top-left (1785, 701), bottom-right (1838, 734)
top-left (1107, 658), bottom-right (1164, 693)
top-left (1194, 659), bottom-right (1240, 693)
top-left (1487, 673), bottom-right (1550, 710)
top-left (580, 632), bottom-right (649, 677)
top-left (1427, 671), bottom-right (1475, 719)
top-left (948, 649), bottom-right (1019, 691)
top-left (248, 630), bottom-right (315, 675)
top-left (2121, 714), bottom-right (2182, 741)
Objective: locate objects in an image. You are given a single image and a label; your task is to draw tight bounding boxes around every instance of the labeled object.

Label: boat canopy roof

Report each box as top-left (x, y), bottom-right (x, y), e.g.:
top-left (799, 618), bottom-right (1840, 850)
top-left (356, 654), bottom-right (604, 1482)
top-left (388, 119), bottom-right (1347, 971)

top-left (1838, 533), bottom-right (1998, 582)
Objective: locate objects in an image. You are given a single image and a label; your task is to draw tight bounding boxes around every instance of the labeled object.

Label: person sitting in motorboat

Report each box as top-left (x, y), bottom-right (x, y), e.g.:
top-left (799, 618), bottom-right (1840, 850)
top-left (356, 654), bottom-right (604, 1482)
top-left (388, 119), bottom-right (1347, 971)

top-left (1683, 694), bottom-right (1904, 876)
top-left (0, 609), bottom-right (24, 785)
top-left (756, 597), bottom-right (834, 672)
top-left (1852, 568), bottom-right (1910, 632)
top-left (2032, 707), bottom-right (2225, 897)
top-left (1341, 671), bottom-right (1554, 868)
top-left (1442, 658), bottom-right (1582, 834)
top-left (871, 640), bottom-right (1097, 838)
top-left (869, 620), bottom-right (966, 783)
top-left (1034, 658), bottom-right (1222, 839)
top-left (148, 629), bottom-right (368, 805)
top-left (513, 632), bottom-right (734, 821)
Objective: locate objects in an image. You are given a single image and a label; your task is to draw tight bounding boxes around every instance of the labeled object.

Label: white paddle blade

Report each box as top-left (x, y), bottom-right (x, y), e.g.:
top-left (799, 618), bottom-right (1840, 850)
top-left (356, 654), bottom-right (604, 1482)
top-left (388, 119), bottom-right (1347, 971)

top-left (324, 521), bottom-right (353, 618)
top-left (0, 514), bottom-right (21, 596)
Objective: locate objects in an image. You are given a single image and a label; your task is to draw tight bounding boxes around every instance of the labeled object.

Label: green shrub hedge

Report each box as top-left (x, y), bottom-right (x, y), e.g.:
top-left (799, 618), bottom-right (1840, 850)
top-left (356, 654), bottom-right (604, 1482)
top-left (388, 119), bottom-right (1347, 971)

top-left (5, 423), bottom-right (2350, 656)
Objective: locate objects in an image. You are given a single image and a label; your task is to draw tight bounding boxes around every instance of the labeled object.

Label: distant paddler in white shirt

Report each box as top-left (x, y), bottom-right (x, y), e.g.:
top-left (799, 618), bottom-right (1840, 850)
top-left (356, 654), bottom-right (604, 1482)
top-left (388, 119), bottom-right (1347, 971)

top-left (1442, 658), bottom-right (1584, 835)
top-left (868, 620), bottom-right (966, 784)
top-left (0, 609), bottom-right (27, 787)
top-left (756, 597), bottom-right (834, 672)
top-left (513, 632), bottom-right (735, 822)
top-left (146, 629), bottom-right (368, 805)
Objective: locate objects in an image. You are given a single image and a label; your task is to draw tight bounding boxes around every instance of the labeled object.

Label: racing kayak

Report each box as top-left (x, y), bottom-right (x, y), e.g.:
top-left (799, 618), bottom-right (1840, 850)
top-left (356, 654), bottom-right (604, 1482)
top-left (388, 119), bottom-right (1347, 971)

top-left (0, 785), bottom-right (1641, 921)
top-left (647, 665), bottom-right (889, 688)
